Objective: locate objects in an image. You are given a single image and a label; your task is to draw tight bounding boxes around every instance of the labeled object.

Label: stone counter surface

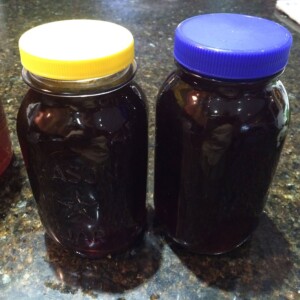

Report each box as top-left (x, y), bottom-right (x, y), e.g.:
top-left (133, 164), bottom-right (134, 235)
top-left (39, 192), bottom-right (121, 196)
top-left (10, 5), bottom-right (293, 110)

top-left (0, 0), bottom-right (299, 299)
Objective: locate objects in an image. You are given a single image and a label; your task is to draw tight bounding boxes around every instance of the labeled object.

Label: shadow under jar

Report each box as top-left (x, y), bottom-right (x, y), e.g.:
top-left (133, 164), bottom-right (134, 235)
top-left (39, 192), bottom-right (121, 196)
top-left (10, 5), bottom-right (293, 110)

top-left (17, 20), bottom-right (148, 258)
top-left (154, 13), bottom-right (292, 255)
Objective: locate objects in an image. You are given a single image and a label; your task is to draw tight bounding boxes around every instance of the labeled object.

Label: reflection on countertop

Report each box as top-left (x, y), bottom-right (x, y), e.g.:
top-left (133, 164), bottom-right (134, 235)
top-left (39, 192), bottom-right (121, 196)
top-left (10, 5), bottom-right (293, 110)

top-left (0, 0), bottom-right (299, 299)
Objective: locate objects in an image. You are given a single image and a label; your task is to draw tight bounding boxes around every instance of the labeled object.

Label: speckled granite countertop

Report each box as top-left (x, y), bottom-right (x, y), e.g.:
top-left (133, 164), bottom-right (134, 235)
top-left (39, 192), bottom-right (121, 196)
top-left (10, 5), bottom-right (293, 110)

top-left (0, 0), bottom-right (299, 299)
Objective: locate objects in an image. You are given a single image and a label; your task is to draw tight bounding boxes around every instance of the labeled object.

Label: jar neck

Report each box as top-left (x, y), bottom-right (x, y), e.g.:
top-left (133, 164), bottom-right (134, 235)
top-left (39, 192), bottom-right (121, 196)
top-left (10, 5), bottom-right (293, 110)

top-left (22, 60), bottom-right (137, 97)
top-left (175, 62), bottom-right (283, 88)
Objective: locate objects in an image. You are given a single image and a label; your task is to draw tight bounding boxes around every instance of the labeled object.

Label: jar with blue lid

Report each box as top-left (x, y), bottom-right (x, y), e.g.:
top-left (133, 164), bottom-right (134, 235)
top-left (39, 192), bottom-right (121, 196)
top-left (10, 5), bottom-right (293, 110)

top-left (154, 13), bottom-right (292, 254)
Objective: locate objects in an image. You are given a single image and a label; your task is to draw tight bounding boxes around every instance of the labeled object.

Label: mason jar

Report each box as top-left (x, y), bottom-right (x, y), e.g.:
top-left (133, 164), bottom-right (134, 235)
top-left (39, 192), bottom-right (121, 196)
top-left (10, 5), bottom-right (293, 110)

top-left (17, 20), bottom-right (148, 258)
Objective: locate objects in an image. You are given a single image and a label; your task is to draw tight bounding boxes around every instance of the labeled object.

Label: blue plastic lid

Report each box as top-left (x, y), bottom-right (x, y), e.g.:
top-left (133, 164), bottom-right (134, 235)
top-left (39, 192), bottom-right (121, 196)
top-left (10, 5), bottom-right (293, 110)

top-left (174, 13), bottom-right (293, 80)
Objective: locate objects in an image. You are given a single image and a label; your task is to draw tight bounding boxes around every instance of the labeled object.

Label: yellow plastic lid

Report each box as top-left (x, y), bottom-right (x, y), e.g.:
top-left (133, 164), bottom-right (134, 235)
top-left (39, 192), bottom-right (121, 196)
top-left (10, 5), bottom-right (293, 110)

top-left (19, 19), bottom-right (134, 80)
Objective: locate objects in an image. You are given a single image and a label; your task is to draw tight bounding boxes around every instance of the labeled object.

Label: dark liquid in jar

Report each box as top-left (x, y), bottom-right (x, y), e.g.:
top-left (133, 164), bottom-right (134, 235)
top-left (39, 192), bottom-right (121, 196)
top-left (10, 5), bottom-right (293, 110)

top-left (17, 84), bottom-right (148, 257)
top-left (0, 104), bottom-right (13, 176)
top-left (155, 70), bottom-right (289, 254)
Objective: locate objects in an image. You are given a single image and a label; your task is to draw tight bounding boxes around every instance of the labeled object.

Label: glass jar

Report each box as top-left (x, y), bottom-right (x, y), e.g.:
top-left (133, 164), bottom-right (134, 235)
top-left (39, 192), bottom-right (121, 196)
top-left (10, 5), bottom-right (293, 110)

top-left (0, 102), bottom-right (13, 176)
top-left (155, 14), bottom-right (292, 254)
top-left (17, 20), bottom-right (148, 258)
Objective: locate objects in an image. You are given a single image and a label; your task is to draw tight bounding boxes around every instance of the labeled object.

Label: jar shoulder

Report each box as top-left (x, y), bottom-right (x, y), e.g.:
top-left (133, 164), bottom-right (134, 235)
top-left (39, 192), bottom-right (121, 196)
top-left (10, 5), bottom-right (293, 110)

top-left (17, 82), bottom-right (147, 139)
top-left (20, 81), bottom-right (146, 107)
top-left (157, 71), bottom-right (290, 128)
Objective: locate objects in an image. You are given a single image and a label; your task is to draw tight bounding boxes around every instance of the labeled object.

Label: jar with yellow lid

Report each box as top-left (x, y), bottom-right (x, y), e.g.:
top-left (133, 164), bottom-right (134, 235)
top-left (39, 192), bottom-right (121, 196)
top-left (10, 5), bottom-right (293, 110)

top-left (17, 20), bottom-right (148, 258)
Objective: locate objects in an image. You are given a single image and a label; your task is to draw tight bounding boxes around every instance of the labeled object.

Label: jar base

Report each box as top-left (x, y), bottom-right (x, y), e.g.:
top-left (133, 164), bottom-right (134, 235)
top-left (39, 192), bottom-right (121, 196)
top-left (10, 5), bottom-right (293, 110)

top-left (164, 231), bottom-right (253, 255)
top-left (45, 226), bottom-right (146, 259)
